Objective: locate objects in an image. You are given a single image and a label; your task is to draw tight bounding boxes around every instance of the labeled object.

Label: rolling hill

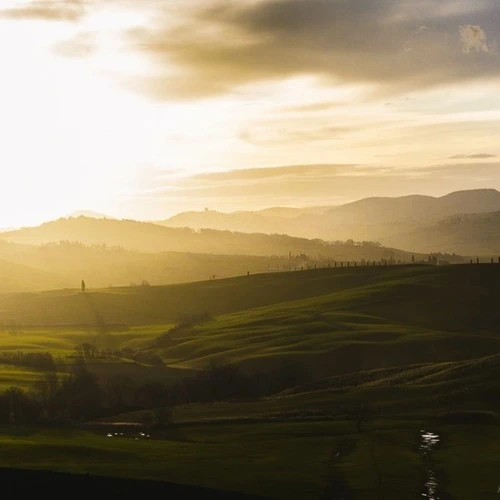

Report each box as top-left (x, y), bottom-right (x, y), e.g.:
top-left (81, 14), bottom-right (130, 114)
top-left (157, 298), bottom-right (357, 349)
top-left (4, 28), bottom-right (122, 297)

top-left (379, 211), bottom-right (500, 255)
top-left (145, 264), bottom-right (500, 378)
top-left (0, 216), bottom-right (419, 261)
top-left (0, 240), bottom-right (299, 292)
top-left (0, 263), bottom-right (499, 500)
top-left (0, 264), bottom-right (415, 326)
top-left (2, 264), bottom-right (500, 382)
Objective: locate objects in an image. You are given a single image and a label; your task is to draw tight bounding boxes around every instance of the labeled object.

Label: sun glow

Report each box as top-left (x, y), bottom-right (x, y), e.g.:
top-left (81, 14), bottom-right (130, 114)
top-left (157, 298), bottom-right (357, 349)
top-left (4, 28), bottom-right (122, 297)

top-left (0, 0), bottom-right (499, 227)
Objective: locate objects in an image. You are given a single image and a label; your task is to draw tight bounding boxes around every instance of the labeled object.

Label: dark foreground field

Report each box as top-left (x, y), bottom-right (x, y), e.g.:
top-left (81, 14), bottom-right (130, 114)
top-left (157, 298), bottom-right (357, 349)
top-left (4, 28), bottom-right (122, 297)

top-left (0, 264), bottom-right (499, 498)
top-left (0, 420), bottom-right (499, 499)
top-left (0, 467), bottom-right (266, 499)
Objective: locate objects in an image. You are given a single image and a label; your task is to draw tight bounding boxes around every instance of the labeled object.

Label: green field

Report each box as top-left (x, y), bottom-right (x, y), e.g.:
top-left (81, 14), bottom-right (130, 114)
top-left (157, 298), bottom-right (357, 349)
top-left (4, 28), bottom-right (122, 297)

top-left (0, 420), bottom-right (422, 499)
top-left (0, 264), bottom-right (498, 498)
top-left (0, 420), bottom-right (498, 499)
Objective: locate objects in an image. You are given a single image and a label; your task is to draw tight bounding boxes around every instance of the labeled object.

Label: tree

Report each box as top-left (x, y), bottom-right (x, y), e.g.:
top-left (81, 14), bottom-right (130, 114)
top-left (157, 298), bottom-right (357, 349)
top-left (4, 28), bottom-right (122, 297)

top-left (134, 381), bottom-right (168, 409)
top-left (59, 359), bottom-right (102, 420)
top-left (105, 375), bottom-right (135, 410)
top-left (349, 402), bottom-right (374, 433)
top-left (4, 387), bottom-right (40, 424)
top-left (31, 373), bottom-right (59, 419)
top-left (75, 342), bottom-right (99, 359)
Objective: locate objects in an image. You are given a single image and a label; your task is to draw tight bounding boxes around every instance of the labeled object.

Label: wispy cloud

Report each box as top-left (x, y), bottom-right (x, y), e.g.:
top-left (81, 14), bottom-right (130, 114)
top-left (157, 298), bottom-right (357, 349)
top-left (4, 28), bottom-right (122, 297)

top-left (124, 162), bottom-right (500, 214)
top-left (448, 153), bottom-right (497, 159)
top-left (0, 0), bottom-right (89, 22)
top-left (53, 32), bottom-right (96, 57)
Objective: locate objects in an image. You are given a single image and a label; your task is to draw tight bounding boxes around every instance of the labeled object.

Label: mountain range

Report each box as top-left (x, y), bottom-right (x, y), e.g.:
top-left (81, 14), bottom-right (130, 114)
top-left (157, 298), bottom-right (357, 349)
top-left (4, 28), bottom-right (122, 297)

top-left (158, 189), bottom-right (500, 255)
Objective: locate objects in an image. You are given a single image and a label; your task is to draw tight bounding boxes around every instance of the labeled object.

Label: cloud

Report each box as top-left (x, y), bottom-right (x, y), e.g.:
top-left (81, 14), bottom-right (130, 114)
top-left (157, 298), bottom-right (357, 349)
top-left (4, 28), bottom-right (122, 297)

top-left (239, 125), bottom-right (350, 145)
top-left (53, 32), bottom-right (96, 57)
top-left (128, 0), bottom-right (500, 100)
top-left (403, 24), bottom-right (429, 52)
top-left (0, 0), bottom-right (88, 22)
top-left (448, 153), bottom-right (497, 159)
top-left (130, 161), bottom-right (500, 212)
top-left (189, 164), bottom-right (358, 183)
top-left (459, 24), bottom-right (491, 53)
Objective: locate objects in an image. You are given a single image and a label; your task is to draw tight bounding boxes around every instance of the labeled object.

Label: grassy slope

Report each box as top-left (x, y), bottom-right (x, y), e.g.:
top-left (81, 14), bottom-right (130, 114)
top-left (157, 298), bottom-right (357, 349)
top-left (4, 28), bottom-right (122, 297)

top-left (169, 353), bottom-right (500, 425)
top-left (0, 265), bottom-right (498, 499)
top-left (435, 424), bottom-right (500, 499)
top-left (0, 265), bottom-right (430, 326)
top-left (149, 264), bottom-right (500, 376)
top-left (2, 263), bottom-right (500, 391)
top-left (0, 323), bottom-right (195, 388)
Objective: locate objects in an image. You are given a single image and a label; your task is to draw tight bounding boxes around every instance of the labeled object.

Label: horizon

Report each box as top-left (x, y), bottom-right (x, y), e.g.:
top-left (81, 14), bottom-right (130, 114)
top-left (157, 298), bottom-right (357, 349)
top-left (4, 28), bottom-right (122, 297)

top-left (1, 1), bottom-right (500, 227)
top-left (0, 186), bottom-right (497, 230)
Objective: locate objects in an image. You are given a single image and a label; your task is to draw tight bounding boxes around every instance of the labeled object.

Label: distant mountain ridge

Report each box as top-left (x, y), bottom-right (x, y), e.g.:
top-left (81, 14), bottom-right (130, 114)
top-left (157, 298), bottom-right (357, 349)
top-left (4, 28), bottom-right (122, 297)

top-left (323, 189), bottom-right (500, 224)
top-left (158, 189), bottom-right (500, 254)
top-left (2, 189), bottom-right (498, 259)
top-left (161, 189), bottom-right (500, 229)
top-left (66, 210), bottom-right (115, 219)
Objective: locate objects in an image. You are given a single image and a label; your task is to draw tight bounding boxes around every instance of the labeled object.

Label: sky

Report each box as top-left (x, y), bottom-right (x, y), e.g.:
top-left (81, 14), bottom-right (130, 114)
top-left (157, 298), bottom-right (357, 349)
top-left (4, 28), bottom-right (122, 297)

top-left (0, 0), bottom-right (499, 227)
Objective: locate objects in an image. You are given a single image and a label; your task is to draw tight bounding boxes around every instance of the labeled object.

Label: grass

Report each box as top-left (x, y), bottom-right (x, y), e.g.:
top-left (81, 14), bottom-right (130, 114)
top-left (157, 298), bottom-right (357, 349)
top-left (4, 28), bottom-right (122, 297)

top-left (0, 420), bottom-right (497, 499)
top-left (0, 324), bottom-right (173, 357)
top-left (0, 265), bottom-right (498, 497)
top-left (435, 424), bottom-right (500, 499)
top-left (0, 365), bottom-right (46, 391)
top-left (0, 420), bottom-right (425, 500)
top-left (0, 265), bottom-right (435, 326)
top-left (0, 323), bottom-right (180, 388)
top-left (0, 263), bottom-right (500, 396)
top-left (147, 265), bottom-right (500, 379)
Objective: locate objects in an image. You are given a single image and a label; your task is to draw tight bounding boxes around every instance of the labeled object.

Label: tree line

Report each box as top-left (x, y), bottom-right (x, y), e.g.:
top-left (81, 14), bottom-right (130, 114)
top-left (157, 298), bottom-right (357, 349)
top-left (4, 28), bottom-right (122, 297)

top-left (0, 358), bottom-right (310, 426)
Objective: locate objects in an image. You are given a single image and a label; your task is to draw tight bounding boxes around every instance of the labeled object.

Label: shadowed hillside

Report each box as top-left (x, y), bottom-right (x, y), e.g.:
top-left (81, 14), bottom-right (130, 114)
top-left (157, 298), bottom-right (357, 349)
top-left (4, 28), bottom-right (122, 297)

top-left (2, 264), bottom-right (500, 380)
top-left (0, 265), bottom-right (423, 326)
top-left (143, 264), bottom-right (500, 377)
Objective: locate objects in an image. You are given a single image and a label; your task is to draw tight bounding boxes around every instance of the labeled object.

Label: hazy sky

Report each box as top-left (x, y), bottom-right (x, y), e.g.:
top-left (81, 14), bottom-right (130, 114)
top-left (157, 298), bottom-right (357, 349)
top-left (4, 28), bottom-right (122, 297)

top-left (1, 0), bottom-right (499, 226)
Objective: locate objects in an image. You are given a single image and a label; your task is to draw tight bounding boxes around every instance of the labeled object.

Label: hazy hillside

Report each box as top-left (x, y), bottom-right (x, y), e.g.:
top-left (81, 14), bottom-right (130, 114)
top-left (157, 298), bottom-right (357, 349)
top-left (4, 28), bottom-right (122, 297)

top-left (160, 210), bottom-right (287, 234)
top-left (0, 216), bottom-right (418, 262)
top-left (159, 190), bottom-right (500, 251)
top-left (0, 240), bottom-right (301, 292)
top-left (379, 211), bottom-right (500, 255)
top-left (0, 258), bottom-right (68, 292)
top-left (161, 206), bottom-right (333, 233)
top-left (321, 189), bottom-right (500, 225)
